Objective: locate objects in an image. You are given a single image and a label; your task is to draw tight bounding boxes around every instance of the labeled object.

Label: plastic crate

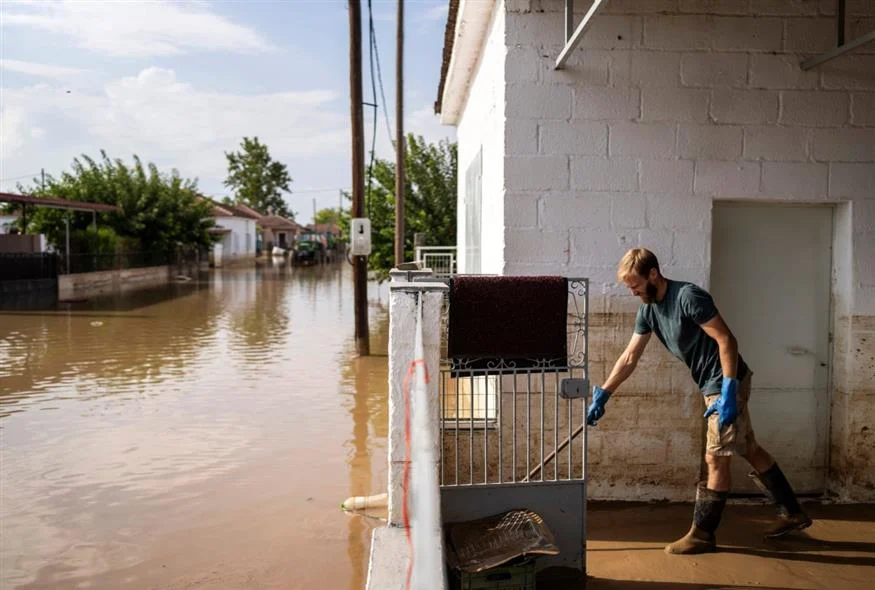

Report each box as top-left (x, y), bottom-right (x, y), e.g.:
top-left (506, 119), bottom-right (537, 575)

top-left (457, 559), bottom-right (536, 590)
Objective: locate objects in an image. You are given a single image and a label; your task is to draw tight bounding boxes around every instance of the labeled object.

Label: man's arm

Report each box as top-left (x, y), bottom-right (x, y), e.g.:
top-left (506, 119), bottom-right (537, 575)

top-left (587, 331), bottom-right (651, 426)
top-left (603, 332), bottom-right (651, 392)
top-left (700, 313), bottom-right (738, 378)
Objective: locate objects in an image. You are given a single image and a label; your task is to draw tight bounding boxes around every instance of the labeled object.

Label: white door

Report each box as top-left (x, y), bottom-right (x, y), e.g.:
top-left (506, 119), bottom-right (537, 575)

top-left (710, 202), bottom-right (833, 494)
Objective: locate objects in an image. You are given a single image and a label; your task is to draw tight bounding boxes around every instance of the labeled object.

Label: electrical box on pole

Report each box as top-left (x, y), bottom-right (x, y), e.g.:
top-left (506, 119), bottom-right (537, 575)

top-left (350, 218), bottom-right (372, 256)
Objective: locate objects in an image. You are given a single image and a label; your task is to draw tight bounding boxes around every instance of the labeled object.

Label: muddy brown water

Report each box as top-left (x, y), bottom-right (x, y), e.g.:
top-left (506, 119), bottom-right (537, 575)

top-left (0, 263), bottom-right (390, 590)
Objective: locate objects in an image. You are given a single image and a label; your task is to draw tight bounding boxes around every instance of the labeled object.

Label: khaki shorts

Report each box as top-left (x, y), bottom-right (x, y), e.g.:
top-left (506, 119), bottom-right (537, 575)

top-left (704, 371), bottom-right (758, 457)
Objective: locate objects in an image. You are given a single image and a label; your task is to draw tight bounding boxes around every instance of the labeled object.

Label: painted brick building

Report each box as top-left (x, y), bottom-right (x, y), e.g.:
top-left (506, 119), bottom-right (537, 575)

top-left (435, 0), bottom-right (875, 502)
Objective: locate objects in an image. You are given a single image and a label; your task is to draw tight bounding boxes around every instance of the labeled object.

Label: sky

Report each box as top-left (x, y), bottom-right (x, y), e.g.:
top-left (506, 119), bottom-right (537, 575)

top-left (0, 0), bottom-right (456, 224)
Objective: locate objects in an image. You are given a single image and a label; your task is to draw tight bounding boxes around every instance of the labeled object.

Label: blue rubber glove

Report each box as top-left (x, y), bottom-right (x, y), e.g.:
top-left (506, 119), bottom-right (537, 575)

top-left (704, 377), bottom-right (739, 431)
top-left (587, 385), bottom-right (612, 426)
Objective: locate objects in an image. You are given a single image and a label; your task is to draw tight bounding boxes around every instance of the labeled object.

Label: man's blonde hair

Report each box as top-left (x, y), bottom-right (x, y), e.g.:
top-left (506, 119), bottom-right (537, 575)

top-left (617, 248), bottom-right (661, 282)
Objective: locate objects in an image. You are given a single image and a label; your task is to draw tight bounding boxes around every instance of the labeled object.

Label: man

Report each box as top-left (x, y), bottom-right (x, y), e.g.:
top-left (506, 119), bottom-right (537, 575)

top-left (586, 247), bottom-right (811, 555)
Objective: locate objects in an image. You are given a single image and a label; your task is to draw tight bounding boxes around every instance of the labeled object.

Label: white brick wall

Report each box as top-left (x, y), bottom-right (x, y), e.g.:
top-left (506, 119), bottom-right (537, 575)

top-left (710, 89), bottom-right (780, 125)
top-left (451, 0), bottom-right (875, 501)
top-left (498, 0), bottom-right (874, 288)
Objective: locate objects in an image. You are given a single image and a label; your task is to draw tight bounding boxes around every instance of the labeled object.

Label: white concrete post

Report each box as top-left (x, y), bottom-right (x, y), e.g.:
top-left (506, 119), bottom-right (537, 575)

top-left (387, 280), bottom-right (447, 527)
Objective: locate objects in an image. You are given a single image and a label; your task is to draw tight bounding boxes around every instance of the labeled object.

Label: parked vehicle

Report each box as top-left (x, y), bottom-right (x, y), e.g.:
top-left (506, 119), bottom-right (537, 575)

top-left (291, 234), bottom-right (324, 266)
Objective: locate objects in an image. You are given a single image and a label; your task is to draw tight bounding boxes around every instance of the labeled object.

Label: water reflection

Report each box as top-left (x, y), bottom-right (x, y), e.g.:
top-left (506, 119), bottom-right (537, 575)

top-left (0, 262), bottom-right (390, 589)
top-left (340, 310), bottom-right (390, 590)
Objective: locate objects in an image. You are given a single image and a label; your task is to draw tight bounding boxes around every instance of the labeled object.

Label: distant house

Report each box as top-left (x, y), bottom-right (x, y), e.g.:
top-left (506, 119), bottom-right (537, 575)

top-left (208, 201), bottom-right (259, 265)
top-left (229, 204), bottom-right (301, 253)
top-left (259, 215), bottom-right (303, 251)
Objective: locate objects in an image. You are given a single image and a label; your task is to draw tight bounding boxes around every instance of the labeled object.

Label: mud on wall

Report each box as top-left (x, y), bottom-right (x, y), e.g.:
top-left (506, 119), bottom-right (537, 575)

top-left (58, 266), bottom-right (171, 302)
top-left (830, 315), bottom-right (875, 499)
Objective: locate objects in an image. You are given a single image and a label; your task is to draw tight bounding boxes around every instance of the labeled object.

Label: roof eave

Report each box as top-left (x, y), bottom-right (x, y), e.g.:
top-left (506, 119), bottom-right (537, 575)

top-left (435, 0), bottom-right (497, 126)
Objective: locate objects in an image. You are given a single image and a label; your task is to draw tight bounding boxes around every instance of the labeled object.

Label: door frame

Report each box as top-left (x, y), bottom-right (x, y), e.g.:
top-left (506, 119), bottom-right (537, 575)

top-left (705, 200), bottom-right (838, 497)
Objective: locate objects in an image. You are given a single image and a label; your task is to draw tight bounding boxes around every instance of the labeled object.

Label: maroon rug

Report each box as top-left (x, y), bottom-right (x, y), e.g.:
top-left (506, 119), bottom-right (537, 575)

top-left (447, 275), bottom-right (567, 370)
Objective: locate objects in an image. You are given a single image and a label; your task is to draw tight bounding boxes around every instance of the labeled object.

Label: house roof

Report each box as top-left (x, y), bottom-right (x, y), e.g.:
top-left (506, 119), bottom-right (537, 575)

top-left (434, 0), bottom-right (495, 125)
top-left (232, 203), bottom-right (265, 220)
top-left (0, 192), bottom-right (121, 213)
top-left (203, 197), bottom-right (263, 220)
top-left (260, 215), bottom-right (301, 231)
top-left (434, 0), bottom-right (460, 117)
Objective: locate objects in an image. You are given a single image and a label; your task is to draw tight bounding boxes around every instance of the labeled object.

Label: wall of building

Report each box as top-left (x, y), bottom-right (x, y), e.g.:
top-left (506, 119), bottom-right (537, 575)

top-left (456, 0), bottom-right (507, 274)
top-left (58, 266), bottom-right (170, 302)
top-left (487, 0), bottom-right (875, 500)
top-left (218, 217), bottom-right (256, 259)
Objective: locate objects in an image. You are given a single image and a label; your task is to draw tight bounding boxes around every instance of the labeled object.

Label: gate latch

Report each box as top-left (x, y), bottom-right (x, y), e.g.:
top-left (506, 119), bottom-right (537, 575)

top-left (560, 378), bottom-right (589, 400)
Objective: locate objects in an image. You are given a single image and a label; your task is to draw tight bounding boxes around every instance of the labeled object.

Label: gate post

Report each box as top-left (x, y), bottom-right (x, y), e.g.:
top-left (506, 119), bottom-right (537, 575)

top-left (387, 278), bottom-right (447, 527)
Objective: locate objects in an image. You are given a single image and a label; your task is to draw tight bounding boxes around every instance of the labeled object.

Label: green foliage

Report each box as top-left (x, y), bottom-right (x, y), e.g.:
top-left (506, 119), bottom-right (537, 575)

top-left (314, 208), bottom-right (340, 226)
top-left (17, 151), bottom-right (215, 254)
top-left (73, 226), bottom-right (121, 256)
top-left (339, 134), bottom-right (457, 282)
top-left (224, 136), bottom-right (293, 217)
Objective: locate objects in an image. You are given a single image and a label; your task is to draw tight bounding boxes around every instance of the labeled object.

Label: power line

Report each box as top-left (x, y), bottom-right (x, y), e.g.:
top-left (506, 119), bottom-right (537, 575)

top-left (200, 187), bottom-right (349, 197)
top-left (370, 8), bottom-right (395, 151)
top-left (0, 171), bottom-right (42, 184)
top-left (365, 0), bottom-right (379, 219)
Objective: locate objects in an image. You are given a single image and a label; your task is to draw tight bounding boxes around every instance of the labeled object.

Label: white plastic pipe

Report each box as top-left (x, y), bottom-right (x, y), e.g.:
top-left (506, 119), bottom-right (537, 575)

top-left (341, 492), bottom-right (388, 511)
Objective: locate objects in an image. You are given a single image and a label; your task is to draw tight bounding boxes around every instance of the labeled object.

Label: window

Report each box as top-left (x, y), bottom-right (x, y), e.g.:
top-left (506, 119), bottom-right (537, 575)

top-left (442, 374), bottom-right (499, 428)
top-left (464, 148), bottom-right (483, 274)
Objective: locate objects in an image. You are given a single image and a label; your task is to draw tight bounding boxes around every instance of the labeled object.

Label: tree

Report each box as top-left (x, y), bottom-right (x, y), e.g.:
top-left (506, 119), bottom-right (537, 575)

top-left (224, 137), bottom-right (293, 217)
top-left (17, 151), bottom-right (216, 253)
top-left (313, 208), bottom-right (340, 226)
top-left (339, 134), bottom-right (457, 281)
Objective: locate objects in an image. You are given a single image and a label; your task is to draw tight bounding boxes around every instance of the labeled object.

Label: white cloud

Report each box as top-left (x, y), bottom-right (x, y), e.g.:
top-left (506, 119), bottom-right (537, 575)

top-left (0, 67), bottom-right (347, 192)
top-left (3, 0), bottom-right (273, 58)
top-left (0, 58), bottom-right (86, 79)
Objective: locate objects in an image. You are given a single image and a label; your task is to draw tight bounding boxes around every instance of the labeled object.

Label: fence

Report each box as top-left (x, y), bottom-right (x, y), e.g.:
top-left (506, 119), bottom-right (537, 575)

top-left (415, 246), bottom-right (457, 278)
top-left (59, 251), bottom-right (171, 275)
top-left (0, 253), bottom-right (59, 281)
top-left (437, 276), bottom-right (591, 577)
top-left (439, 279), bottom-right (590, 486)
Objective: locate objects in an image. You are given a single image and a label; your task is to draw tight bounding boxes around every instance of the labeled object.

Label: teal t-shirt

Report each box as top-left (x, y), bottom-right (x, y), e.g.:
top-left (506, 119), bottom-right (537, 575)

top-left (634, 279), bottom-right (749, 395)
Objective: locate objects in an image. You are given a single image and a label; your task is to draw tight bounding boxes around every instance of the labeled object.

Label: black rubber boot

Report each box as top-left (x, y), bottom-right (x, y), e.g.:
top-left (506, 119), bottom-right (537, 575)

top-left (665, 482), bottom-right (727, 555)
top-left (749, 463), bottom-right (812, 538)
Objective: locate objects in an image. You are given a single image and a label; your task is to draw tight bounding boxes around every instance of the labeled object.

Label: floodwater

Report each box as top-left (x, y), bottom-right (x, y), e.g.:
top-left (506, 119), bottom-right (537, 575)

top-left (0, 262), bottom-right (390, 590)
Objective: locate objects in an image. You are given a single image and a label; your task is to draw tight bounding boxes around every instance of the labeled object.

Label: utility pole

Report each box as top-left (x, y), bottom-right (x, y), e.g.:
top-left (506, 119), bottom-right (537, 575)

top-left (349, 0), bottom-right (370, 356)
top-left (394, 0), bottom-right (405, 267)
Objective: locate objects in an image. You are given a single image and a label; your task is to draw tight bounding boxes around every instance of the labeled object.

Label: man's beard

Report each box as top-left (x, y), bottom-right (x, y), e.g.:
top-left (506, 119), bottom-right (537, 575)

top-left (641, 280), bottom-right (658, 303)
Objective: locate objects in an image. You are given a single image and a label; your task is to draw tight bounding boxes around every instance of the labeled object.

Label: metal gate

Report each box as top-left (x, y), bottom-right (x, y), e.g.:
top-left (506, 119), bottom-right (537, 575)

top-left (438, 277), bottom-right (591, 576)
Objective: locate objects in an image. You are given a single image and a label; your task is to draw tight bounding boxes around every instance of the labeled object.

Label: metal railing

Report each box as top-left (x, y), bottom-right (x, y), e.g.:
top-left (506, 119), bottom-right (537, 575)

top-left (439, 278), bottom-right (590, 487)
top-left (59, 251), bottom-right (171, 275)
top-left (415, 246), bottom-right (457, 278)
top-left (0, 253), bottom-right (59, 281)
